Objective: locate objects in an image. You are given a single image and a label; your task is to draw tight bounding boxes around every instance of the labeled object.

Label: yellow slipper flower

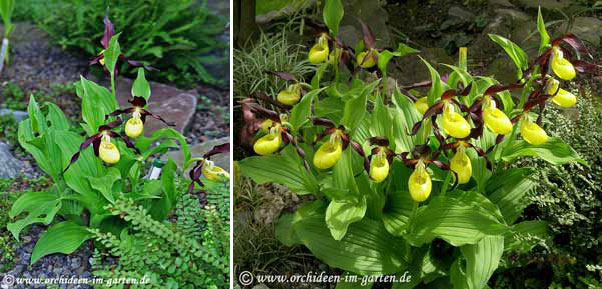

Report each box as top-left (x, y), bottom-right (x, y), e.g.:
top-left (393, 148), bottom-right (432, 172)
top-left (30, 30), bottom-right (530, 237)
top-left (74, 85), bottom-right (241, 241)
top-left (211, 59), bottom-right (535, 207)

top-left (520, 118), bottom-right (548, 145)
top-left (409, 161), bottom-right (432, 202)
top-left (450, 147), bottom-right (472, 184)
top-left (551, 47), bottom-right (576, 81)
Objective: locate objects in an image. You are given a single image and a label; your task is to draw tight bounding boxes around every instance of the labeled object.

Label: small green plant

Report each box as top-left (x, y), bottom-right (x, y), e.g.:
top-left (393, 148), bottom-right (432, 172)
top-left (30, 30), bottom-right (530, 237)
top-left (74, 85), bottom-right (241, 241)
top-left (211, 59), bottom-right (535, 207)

top-left (90, 186), bottom-right (229, 288)
top-left (233, 30), bottom-right (315, 98)
top-left (30, 0), bottom-right (227, 87)
top-left (238, 3), bottom-right (598, 288)
top-left (8, 21), bottom-right (229, 276)
top-left (0, 0), bottom-right (15, 72)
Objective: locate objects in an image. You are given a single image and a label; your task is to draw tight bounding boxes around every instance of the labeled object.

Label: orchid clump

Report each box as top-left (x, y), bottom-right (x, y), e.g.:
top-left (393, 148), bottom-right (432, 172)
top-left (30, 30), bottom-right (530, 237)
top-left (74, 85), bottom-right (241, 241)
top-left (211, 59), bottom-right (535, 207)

top-left (239, 3), bottom-right (598, 288)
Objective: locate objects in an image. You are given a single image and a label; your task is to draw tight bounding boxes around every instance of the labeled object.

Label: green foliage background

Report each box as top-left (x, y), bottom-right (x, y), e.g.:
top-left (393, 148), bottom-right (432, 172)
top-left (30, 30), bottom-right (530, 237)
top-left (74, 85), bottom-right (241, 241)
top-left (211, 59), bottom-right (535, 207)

top-left (22, 0), bottom-right (227, 88)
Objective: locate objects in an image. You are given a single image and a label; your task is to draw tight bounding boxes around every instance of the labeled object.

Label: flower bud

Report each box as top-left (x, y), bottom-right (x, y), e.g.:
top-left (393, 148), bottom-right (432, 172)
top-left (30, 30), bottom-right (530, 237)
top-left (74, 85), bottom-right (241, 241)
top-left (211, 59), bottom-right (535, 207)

top-left (414, 97), bottom-right (429, 115)
top-left (308, 35), bottom-right (329, 64)
top-left (328, 48), bottom-right (343, 65)
top-left (313, 141), bottom-right (342, 169)
top-left (450, 148), bottom-right (472, 184)
top-left (99, 49), bottom-right (105, 66)
top-left (442, 105), bottom-right (471, 139)
top-left (253, 133), bottom-right (282, 155)
top-left (551, 47), bottom-right (576, 81)
top-left (277, 84), bottom-right (301, 106)
top-left (369, 154), bottom-right (389, 183)
top-left (99, 141), bottom-right (120, 164)
top-left (202, 161), bottom-right (230, 181)
top-left (125, 117), bottom-right (144, 138)
top-left (409, 162), bottom-right (431, 202)
top-left (483, 108), bottom-right (512, 135)
top-left (520, 119), bottom-right (548, 145)
top-left (356, 49), bottom-right (377, 68)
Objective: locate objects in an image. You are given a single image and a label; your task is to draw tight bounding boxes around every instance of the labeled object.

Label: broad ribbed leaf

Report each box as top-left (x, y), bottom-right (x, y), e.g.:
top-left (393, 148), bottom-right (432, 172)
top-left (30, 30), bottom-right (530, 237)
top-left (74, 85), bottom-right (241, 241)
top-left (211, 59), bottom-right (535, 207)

top-left (382, 190), bottom-right (415, 237)
top-left (377, 43), bottom-right (419, 73)
top-left (87, 167), bottom-right (121, 203)
top-left (537, 7), bottom-right (550, 54)
top-left (341, 88), bottom-right (368, 131)
top-left (323, 0), bottom-right (343, 35)
top-left (275, 213), bottom-right (301, 246)
top-left (8, 191), bottom-right (61, 240)
top-left (31, 221), bottom-right (92, 265)
top-left (289, 88), bottom-right (322, 131)
top-left (27, 95), bottom-right (47, 134)
top-left (488, 34), bottom-right (528, 79)
top-left (370, 96), bottom-right (393, 142)
top-left (392, 86), bottom-right (425, 151)
top-left (504, 220), bottom-right (548, 252)
top-left (406, 192), bottom-right (508, 246)
top-left (420, 56), bottom-right (446, 106)
top-left (103, 33), bottom-right (121, 76)
top-left (486, 168), bottom-right (536, 223)
top-left (501, 137), bottom-right (585, 166)
top-left (294, 213), bottom-right (409, 275)
top-left (18, 120), bottom-right (52, 177)
top-left (132, 68), bottom-right (151, 99)
top-left (239, 145), bottom-right (318, 195)
top-left (326, 196), bottom-right (367, 240)
top-left (45, 103), bottom-right (70, 130)
top-left (460, 236), bottom-right (504, 289)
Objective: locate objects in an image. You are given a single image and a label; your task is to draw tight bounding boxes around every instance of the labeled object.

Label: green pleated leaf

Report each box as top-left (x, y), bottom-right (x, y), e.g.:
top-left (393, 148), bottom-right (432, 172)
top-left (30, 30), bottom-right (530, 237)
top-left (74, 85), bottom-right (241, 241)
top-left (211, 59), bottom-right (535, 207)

top-left (406, 192), bottom-right (508, 246)
top-left (8, 191), bottom-right (62, 240)
top-left (460, 235), bottom-right (504, 289)
top-left (391, 85), bottom-right (425, 151)
top-left (294, 210), bottom-right (409, 275)
top-left (31, 221), bottom-right (92, 265)
top-left (239, 145), bottom-right (319, 195)
top-left (488, 34), bottom-right (528, 80)
top-left (103, 33), bottom-right (122, 76)
top-left (289, 88), bottom-right (323, 131)
top-left (382, 190), bottom-right (415, 237)
top-left (501, 137), bottom-right (586, 166)
top-left (419, 56), bottom-right (447, 106)
top-left (504, 220), bottom-right (549, 253)
top-left (323, 0), bottom-right (344, 35)
top-left (377, 43), bottom-right (419, 73)
top-left (486, 168), bottom-right (536, 224)
top-left (132, 68), bottom-right (151, 99)
top-left (370, 96), bottom-right (393, 142)
top-left (537, 7), bottom-right (550, 55)
top-left (326, 196), bottom-right (367, 240)
top-left (275, 213), bottom-right (301, 246)
top-left (341, 88), bottom-right (368, 131)
top-left (87, 167), bottom-right (121, 204)
top-left (45, 103), bottom-right (70, 130)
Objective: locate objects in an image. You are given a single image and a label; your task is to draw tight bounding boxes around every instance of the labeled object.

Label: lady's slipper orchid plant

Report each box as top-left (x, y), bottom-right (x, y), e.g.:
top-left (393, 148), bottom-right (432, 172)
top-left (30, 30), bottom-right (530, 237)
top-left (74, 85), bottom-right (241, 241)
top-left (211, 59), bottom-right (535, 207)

top-left (266, 71), bottom-right (311, 106)
top-left (64, 118), bottom-right (140, 172)
top-left (365, 137), bottom-right (395, 183)
top-left (399, 145), bottom-right (452, 202)
top-left (90, 16), bottom-right (154, 75)
top-left (238, 7), bottom-right (601, 288)
top-left (107, 96), bottom-right (175, 138)
top-left (188, 143), bottom-right (230, 192)
top-left (309, 33), bottom-right (330, 64)
top-left (311, 117), bottom-right (366, 170)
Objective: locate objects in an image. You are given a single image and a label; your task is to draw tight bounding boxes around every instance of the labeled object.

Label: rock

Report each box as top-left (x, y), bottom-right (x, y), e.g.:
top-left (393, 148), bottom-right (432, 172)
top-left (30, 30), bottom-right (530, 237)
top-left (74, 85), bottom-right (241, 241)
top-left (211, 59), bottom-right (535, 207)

top-left (516, 0), bottom-right (570, 10)
top-left (255, 0), bottom-right (316, 24)
top-left (0, 142), bottom-right (23, 178)
top-left (558, 17), bottom-right (602, 46)
top-left (339, 0), bottom-right (390, 48)
top-left (110, 77), bottom-right (198, 137)
top-left (448, 6), bottom-right (475, 21)
top-left (390, 48), bottom-right (454, 85)
top-left (162, 137), bottom-right (230, 174)
top-left (207, 0), bottom-right (229, 19)
top-left (468, 8), bottom-right (534, 59)
top-left (488, 57), bottom-right (521, 83)
top-left (488, 0), bottom-right (515, 10)
top-left (0, 109), bottom-right (28, 122)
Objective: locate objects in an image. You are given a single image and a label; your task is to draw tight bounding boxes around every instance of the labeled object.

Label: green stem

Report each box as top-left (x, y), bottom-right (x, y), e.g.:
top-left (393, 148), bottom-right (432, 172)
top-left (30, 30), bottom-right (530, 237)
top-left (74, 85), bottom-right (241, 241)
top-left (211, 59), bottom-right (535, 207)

top-left (110, 72), bottom-right (116, 99)
top-left (440, 171), bottom-right (452, 196)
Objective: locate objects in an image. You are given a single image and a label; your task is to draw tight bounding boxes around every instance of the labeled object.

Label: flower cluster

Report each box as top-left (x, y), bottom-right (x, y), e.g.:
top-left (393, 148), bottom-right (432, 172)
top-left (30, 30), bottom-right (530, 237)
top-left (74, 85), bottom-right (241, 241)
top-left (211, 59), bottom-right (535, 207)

top-left (247, 22), bottom-right (599, 204)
